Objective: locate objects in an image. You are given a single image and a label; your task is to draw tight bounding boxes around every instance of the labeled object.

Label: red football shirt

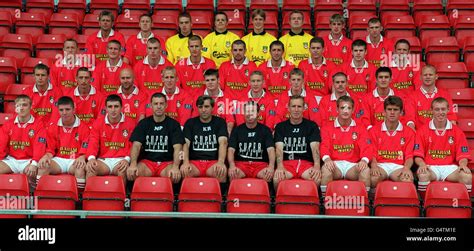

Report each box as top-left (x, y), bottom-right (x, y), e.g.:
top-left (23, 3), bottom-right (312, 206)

top-left (85, 29), bottom-right (125, 61)
top-left (144, 87), bottom-right (194, 126)
top-left (389, 61), bottom-right (422, 98)
top-left (46, 117), bottom-right (90, 159)
top-left (175, 57), bottom-right (216, 91)
top-left (219, 58), bottom-right (258, 100)
top-left (258, 59), bottom-right (294, 96)
top-left (414, 120), bottom-right (471, 165)
top-left (117, 85), bottom-right (147, 124)
top-left (369, 122), bottom-right (415, 165)
top-left (92, 59), bottom-right (130, 95)
top-left (323, 34), bottom-right (352, 65)
top-left (233, 90), bottom-right (277, 129)
top-left (341, 60), bottom-right (377, 94)
top-left (318, 92), bottom-right (371, 128)
top-left (366, 88), bottom-right (416, 127)
top-left (298, 57), bottom-right (337, 97)
top-left (23, 83), bottom-right (62, 125)
top-left (412, 86), bottom-right (457, 128)
top-left (124, 32), bottom-right (165, 66)
top-left (71, 86), bottom-right (105, 127)
top-left (365, 35), bottom-right (394, 68)
top-left (133, 56), bottom-right (173, 98)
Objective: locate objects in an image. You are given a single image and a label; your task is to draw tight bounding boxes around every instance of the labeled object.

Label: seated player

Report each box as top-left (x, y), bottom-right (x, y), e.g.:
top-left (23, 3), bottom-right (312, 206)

top-left (273, 95), bottom-right (322, 189)
top-left (258, 40), bottom-right (294, 96)
top-left (38, 96), bottom-right (90, 190)
top-left (369, 96), bottom-right (415, 191)
top-left (127, 93), bottom-right (183, 183)
top-left (180, 95), bottom-right (228, 183)
top-left (85, 95), bottom-right (135, 183)
top-left (414, 97), bottom-right (472, 195)
top-left (0, 95), bottom-right (46, 185)
top-left (71, 67), bottom-right (104, 127)
top-left (228, 101), bottom-right (275, 182)
top-left (341, 39), bottom-right (377, 94)
top-left (320, 96), bottom-right (374, 195)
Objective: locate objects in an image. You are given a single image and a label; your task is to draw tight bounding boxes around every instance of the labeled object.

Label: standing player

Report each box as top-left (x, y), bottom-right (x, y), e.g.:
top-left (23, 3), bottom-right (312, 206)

top-left (341, 39), bottom-right (377, 94)
top-left (299, 37), bottom-right (337, 99)
top-left (85, 95), bottom-right (135, 182)
top-left (0, 95), bottom-right (46, 185)
top-left (127, 93), bottom-right (183, 183)
top-left (92, 40), bottom-right (130, 95)
top-left (85, 10), bottom-right (125, 62)
top-left (412, 65), bottom-right (457, 129)
top-left (71, 67), bottom-right (104, 127)
top-left (241, 9), bottom-right (277, 66)
top-left (180, 95), bottom-right (228, 182)
top-left (219, 40), bottom-right (258, 100)
top-left (320, 96), bottom-right (373, 195)
top-left (365, 18), bottom-right (394, 68)
top-left (117, 68), bottom-right (147, 124)
top-left (273, 95), bottom-right (322, 189)
top-left (258, 40), bottom-right (294, 96)
top-left (24, 64), bottom-right (62, 125)
top-left (279, 10), bottom-right (313, 66)
top-left (228, 101), bottom-right (275, 182)
top-left (388, 39), bottom-right (422, 98)
top-left (369, 96), bottom-right (415, 190)
top-left (166, 12), bottom-right (196, 64)
top-left (50, 39), bottom-right (84, 96)
top-left (175, 35), bottom-right (216, 91)
top-left (38, 96), bottom-right (90, 190)
top-left (202, 12), bottom-right (240, 68)
top-left (323, 14), bottom-right (352, 65)
top-left (133, 38), bottom-right (173, 97)
top-left (415, 97), bottom-right (472, 195)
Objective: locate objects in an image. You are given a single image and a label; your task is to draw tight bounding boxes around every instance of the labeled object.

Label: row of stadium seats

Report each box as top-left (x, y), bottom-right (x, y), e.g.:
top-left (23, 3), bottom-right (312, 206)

top-left (0, 174), bottom-right (471, 218)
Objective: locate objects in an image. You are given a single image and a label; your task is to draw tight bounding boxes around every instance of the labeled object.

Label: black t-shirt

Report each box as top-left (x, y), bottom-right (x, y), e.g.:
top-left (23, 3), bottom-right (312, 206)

top-left (183, 116), bottom-right (228, 160)
top-left (274, 118), bottom-right (321, 162)
top-left (228, 122), bottom-right (274, 162)
top-left (130, 116), bottom-right (184, 162)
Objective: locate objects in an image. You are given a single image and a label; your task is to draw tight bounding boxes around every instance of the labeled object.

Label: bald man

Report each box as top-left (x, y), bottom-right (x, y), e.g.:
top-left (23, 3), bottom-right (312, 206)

top-left (117, 68), bottom-right (147, 124)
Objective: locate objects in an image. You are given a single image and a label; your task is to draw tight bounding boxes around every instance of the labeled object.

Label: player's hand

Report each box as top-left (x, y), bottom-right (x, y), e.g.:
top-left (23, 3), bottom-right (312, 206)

top-left (357, 160), bottom-right (369, 172)
top-left (308, 167), bottom-right (321, 181)
top-left (274, 167), bottom-right (287, 181)
top-left (371, 166), bottom-right (382, 177)
top-left (114, 160), bottom-right (129, 173)
top-left (38, 155), bottom-right (51, 169)
top-left (262, 167), bottom-right (275, 182)
top-left (71, 155), bottom-right (86, 170)
top-left (214, 162), bottom-right (226, 178)
top-left (323, 159), bottom-right (336, 172)
top-left (459, 165), bottom-right (471, 174)
top-left (417, 164), bottom-right (429, 175)
top-left (127, 163), bottom-right (138, 181)
top-left (25, 164), bottom-right (38, 179)
top-left (86, 159), bottom-right (98, 172)
top-left (169, 166), bottom-right (181, 183)
top-left (399, 169), bottom-right (414, 181)
top-left (228, 166), bottom-right (239, 180)
top-left (180, 162), bottom-right (192, 177)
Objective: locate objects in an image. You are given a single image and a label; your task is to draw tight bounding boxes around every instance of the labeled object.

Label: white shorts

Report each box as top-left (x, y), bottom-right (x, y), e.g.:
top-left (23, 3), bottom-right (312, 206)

top-left (1, 156), bottom-right (31, 174)
top-left (378, 163), bottom-right (404, 177)
top-left (334, 160), bottom-right (357, 178)
top-left (429, 165), bottom-right (458, 181)
top-left (98, 157), bottom-right (127, 173)
top-left (52, 157), bottom-right (75, 173)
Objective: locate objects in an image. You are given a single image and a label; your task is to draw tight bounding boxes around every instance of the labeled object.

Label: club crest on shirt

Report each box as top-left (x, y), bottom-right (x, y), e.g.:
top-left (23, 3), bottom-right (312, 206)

top-left (226, 41), bottom-right (231, 48)
top-left (50, 96), bottom-right (54, 104)
top-left (303, 42), bottom-right (308, 49)
top-left (381, 47), bottom-right (385, 54)
top-left (28, 129), bottom-right (35, 138)
top-left (134, 100), bottom-right (139, 108)
top-left (123, 129), bottom-right (129, 137)
top-left (342, 46), bottom-right (347, 54)
top-left (365, 74), bottom-right (370, 82)
top-left (352, 132), bottom-right (358, 140)
top-left (323, 70), bottom-right (328, 78)
top-left (75, 133), bottom-right (79, 142)
top-left (400, 137), bottom-right (405, 145)
top-left (448, 136), bottom-right (454, 145)
top-left (245, 69), bottom-right (249, 77)
top-left (177, 100), bottom-right (181, 108)
top-left (262, 46), bottom-right (268, 53)
top-left (409, 71), bottom-right (413, 78)
top-left (283, 72), bottom-right (288, 79)
top-left (92, 100), bottom-right (96, 108)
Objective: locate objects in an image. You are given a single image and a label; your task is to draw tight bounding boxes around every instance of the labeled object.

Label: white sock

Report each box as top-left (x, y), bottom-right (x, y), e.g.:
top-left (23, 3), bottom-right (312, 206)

top-left (418, 181), bottom-right (430, 191)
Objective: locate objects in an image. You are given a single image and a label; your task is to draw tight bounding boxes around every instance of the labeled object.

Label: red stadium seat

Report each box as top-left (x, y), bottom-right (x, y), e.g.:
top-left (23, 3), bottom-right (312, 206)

top-left (115, 14), bottom-right (140, 37)
top-left (424, 37), bottom-right (460, 65)
top-left (0, 11), bottom-right (12, 37)
top-left (0, 113), bottom-right (14, 125)
top-left (275, 179), bottom-right (320, 215)
top-left (82, 176), bottom-right (126, 218)
top-left (49, 13), bottom-right (80, 39)
top-left (0, 0), bottom-right (22, 12)
top-left (347, 0), bottom-right (376, 13)
top-left (424, 181), bottom-right (471, 218)
top-left (131, 177), bottom-right (174, 216)
top-left (217, 0), bottom-right (246, 12)
top-left (412, 0), bottom-right (444, 20)
top-left (434, 62), bottom-right (468, 89)
top-left (416, 15), bottom-right (451, 44)
top-left (186, 0), bottom-right (214, 14)
top-left (0, 34), bottom-right (33, 66)
top-left (154, 0), bottom-right (183, 11)
top-left (457, 118), bottom-right (474, 138)
top-left (34, 174), bottom-right (79, 218)
top-left (188, 11), bottom-right (213, 31)
top-left (73, 34), bottom-right (88, 53)
top-left (226, 178), bottom-right (271, 213)
top-left (449, 88), bottom-right (474, 107)
top-left (4, 84), bottom-right (31, 113)
top-left (89, 0), bottom-right (119, 17)
top-left (0, 56), bottom-right (17, 85)
top-left (25, 0), bottom-right (54, 22)
top-left (452, 15), bottom-right (474, 43)
top-left (314, 0), bottom-right (342, 12)
top-left (462, 37), bottom-right (474, 73)
top-left (0, 174), bottom-right (30, 218)
top-left (314, 11), bottom-right (343, 34)
top-left (456, 106), bottom-right (474, 119)
top-left (469, 139), bottom-right (474, 171)
top-left (447, 0), bottom-right (474, 13)
top-left (250, 0), bottom-right (279, 10)
top-left (223, 10), bottom-right (245, 31)
top-left (122, 0), bottom-right (150, 11)
top-left (178, 177), bottom-right (222, 213)
top-left (349, 15), bottom-right (377, 39)
top-left (15, 12), bottom-right (46, 43)
top-left (282, 0), bottom-right (311, 12)
top-left (81, 14), bottom-right (100, 36)
top-left (57, 0), bottom-right (86, 23)
top-left (152, 11), bottom-right (179, 30)
top-left (373, 181), bottom-right (420, 217)
top-left (20, 57), bottom-right (52, 85)
top-left (324, 180), bottom-right (370, 216)
top-left (248, 10), bottom-right (278, 31)
top-left (35, 34), bottom-right (66, 61)
top-left (379, 0), bottom-right (410, 20)
top-left (383, 15), bottom-right (416, 39)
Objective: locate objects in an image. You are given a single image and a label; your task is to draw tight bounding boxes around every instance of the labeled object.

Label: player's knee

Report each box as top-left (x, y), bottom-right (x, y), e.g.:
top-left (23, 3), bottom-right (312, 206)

top-left (370, 175), bottom-right (381, 187)
top-left (417, 171), bottom-right (429, 181)
top-left (360, 168), bottom-right (370, 179)
top-left (37, 168), bottom-right (49, 176)
top-left (460, 172), bottom-right (472, 184)
top-left (321, 166), bottom-right (332, 177)
top-left (74, 168), bottom-right (85, 178)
